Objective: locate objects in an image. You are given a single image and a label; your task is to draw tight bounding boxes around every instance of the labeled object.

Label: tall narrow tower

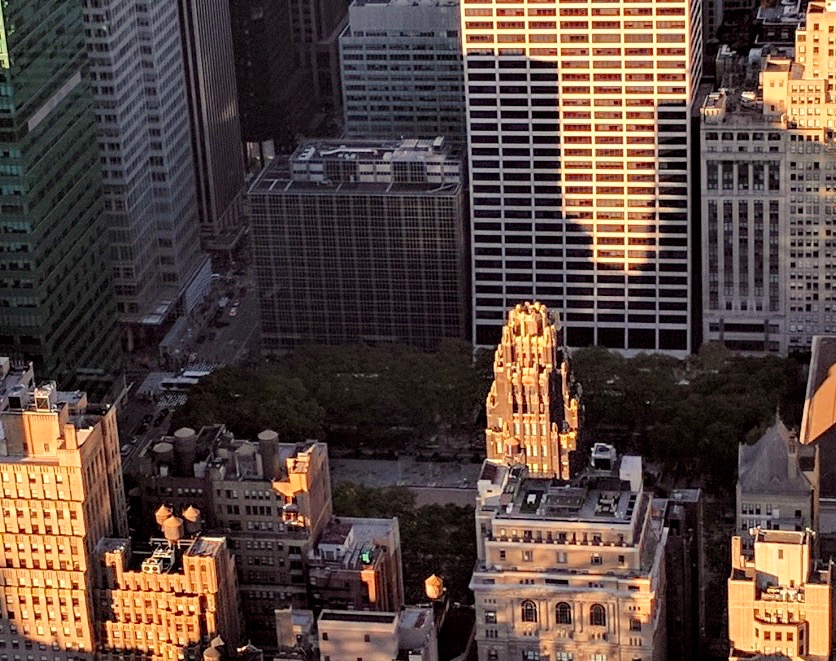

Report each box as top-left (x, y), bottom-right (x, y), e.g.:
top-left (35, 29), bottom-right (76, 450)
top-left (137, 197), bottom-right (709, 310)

top-left (485, 302), bottom-right (579, 478)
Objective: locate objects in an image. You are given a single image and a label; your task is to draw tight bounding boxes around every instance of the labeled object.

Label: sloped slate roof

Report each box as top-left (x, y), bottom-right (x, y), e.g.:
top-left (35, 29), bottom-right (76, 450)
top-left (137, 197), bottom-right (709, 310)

top-left (738, 420), bottom-right (812, 496)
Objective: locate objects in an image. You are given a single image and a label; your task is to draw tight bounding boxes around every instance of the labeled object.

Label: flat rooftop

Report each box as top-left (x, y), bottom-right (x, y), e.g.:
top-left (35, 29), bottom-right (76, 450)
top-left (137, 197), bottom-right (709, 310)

top-left (498, 474), bottom-right (638, 524)
top-left (320, 611), bottom-right (397, 624)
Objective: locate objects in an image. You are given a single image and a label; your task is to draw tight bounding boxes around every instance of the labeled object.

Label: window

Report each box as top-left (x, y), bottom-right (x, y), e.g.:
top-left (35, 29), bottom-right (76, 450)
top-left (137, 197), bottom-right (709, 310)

top-left (485, 610), bottom-right (497, 624)
top-left (556, 602), bottom-right (572, 624)
top-left (591, 656), bottom-right (607, 661)
top-left (522, 652), bottom-right (539, 661)
top-left (364, 634), bottom-right (370, 643)
top-left (630, 617), bottom-right (642, 631)
top-left (556, 654), bottom-right (574, 661)
top-left (321, 633), bottom-right (328, 641)
top-left (521, 600), bottom-right (538, 623)
top-left (591, 553), bottom-right (602, 565)
top-left (590, 604), bottom-right (607, 627)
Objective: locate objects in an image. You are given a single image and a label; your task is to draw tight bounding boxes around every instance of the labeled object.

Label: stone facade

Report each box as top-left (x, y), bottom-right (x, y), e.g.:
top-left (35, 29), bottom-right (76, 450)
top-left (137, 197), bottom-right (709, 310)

top-left (485, 302), bottom-right (579, 479)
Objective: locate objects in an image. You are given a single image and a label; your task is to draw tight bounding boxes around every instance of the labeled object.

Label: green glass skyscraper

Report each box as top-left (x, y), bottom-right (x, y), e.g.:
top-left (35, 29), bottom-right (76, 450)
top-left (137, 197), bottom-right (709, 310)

top-left (0, 2), bottom-right (121, 383)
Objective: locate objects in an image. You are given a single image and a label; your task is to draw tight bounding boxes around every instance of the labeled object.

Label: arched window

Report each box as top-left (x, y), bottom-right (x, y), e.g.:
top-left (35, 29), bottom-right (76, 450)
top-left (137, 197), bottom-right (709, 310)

top-left (556, 602), bottom-right (572, 625)
top-left (589, 604), bottom-right (606, 627)
top-left (521, 600), bottom-right (538, 623)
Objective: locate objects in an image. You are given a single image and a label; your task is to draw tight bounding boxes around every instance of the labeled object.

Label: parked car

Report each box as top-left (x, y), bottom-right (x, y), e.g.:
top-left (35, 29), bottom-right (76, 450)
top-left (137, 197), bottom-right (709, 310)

top-left (229, 307), bottom-right (238, 318)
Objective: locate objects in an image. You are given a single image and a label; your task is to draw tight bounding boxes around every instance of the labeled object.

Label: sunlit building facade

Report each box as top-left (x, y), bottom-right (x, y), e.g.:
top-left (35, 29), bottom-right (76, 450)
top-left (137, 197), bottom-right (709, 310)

top-left (463, 0), bottom-right (702, 353)
top-left (471, 447), bottom-right (670, 661)
top-left (95, 534), bottom-right (242, 661)
top-left (485, 302), bottom-right (579, 478)
top-left (0, 359), bottom-right (127, 659)
top-left (728, 529), bottom-right (833, 660)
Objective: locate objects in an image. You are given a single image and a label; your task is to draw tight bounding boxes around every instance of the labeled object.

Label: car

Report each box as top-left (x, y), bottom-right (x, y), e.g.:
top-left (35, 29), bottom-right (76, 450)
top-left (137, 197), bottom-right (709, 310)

top-left (232, 300), bottom-right (240, 307)
top-left (141, 413), bottom-right (153, 424)
top-left (120, 445), bottom-right (131, 457)
top-left (136, 423), bottom-right (148, 435)
top-left (130, 436), bottom-right (139, 445)
top-left (229, 307), bottom-right (238, 317)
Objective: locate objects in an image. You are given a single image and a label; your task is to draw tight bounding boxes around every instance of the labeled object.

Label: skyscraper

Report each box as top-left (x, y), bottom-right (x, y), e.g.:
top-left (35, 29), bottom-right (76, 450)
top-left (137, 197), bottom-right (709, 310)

top-left (83, 0), bottom-right (211, 350)
top-left (485, 302), bottom-right (579, 478)
top-left (463, 0), bottom-right (702, 353)
top-left (0, 1), bottom-right (121, 381)
top-left (179, 0), bottom-right (247, 252)
top-left (0, 359), bottom-right (127, 658)
top-left (230, 0), bottom-right (312, 157)
top-left (340, 0), bottom-right (466, 145)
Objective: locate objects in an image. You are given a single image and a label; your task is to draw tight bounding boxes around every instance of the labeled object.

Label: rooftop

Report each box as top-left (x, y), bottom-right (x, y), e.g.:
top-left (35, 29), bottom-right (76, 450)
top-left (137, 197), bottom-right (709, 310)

top-left (312, 517), bottom-right (397, 569)
top-left (248, 138), bottom-right (462, 198)
top-left (319, 611), bottom-right (397, 624)
top-left (738, 420), bottom-right (812, 496)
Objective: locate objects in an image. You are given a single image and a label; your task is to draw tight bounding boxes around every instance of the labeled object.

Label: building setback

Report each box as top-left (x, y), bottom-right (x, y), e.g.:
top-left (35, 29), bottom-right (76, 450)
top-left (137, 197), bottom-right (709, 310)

top-left (701, 1), bottom-right (836, 354)
top-left (463, 0), bottom-right (702, 353)
top-left (340, 0), bottom-right (466, 145)
top-left (0, 1), bottom-right (121, 381)
top-left (179, 0), bottom-right (247, 252)
top-left (0, 359), bottom-right (128, 659)
top-left (248, 138), bottom-right (467, 351)
top-left (83, 0), bottom-right (210, 350)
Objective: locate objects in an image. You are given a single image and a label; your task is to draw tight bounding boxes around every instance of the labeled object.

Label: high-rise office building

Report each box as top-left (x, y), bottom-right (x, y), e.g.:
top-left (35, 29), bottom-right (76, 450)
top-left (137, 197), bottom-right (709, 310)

top-left (0, 1), bottom-right (121, 381)
top-left (0, 358), bottom-right (127, 658)
top-left (485, 302), bottom-right (579, 478)
top-left (463, 0), bottom-right (702, 353)
top-left (83, 0), bottom-right (210, 350)
top-left (249, 138), bottom-right (467, 352)
top-left (229, 0), bottom-right (312, 157)
top-left (340, 0), bottom-right (466, 145)
top-left (179, 0), bottom-right (247, 252)
top-left (289, 0), bottom-right (349, 114)
top-left (728, 530), bottom-right (833, 659)
top-left (701, 1), bottom-right (836, 354)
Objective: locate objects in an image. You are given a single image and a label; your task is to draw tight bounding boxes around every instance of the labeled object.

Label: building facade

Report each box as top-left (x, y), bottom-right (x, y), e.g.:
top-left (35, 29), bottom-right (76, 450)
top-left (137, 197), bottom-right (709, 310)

top-left (0, 359), bottom-right (128, 659)
top-left (289, 0), bottom-right (348, 114)
top-left (701, 1), bottom-right (836, 353)
top-left (248, 138), bottom-right (467, 351)
top-left (307, 518), bottom-right (405, 613)
top-left (463, 0), bottom-right (702, 353)
top-left (179, 0), bottom-right (247, 252)
top-left (229, 0), bottom-right (312, 157)
top-left (471, 446), bottom-right (670, 661)
top-left (83, 0), bottom-right (210, 350)
top-left (128, 427), bottom-right (332, 644)
top-left (340, 0), bottom-right (466, 145)
top-left (728, 530), bottom-right (833, 660)
top-left (737, 420), bottom-right (815, 542)
top-left (485, 302), bottom-right (580, 478)
top-left (0, 1), bottom-right (121, 381)
top-left (317, 608), bottom-right (437, 661)
top-left (95, 534), bottom-right (242, 661)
